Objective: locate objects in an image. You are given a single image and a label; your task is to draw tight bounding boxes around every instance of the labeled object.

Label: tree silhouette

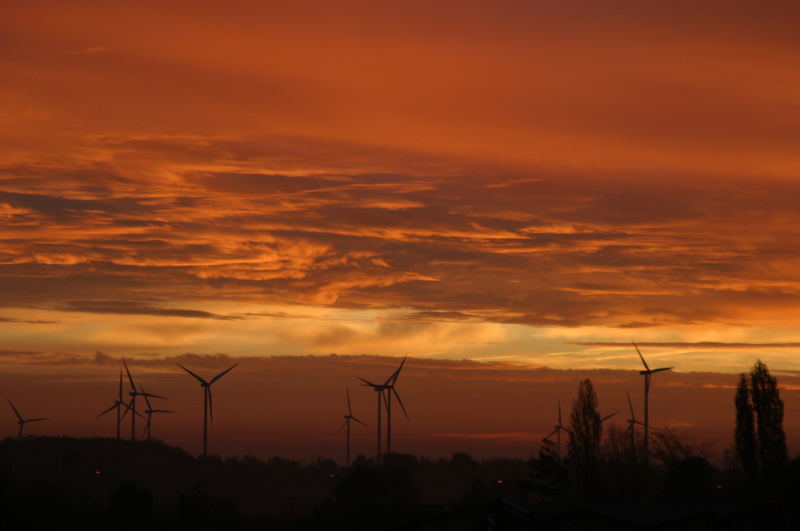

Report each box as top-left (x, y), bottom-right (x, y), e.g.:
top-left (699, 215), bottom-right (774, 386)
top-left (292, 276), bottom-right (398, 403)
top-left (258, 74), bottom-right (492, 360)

top-left (568, 379), bottom-right (602, 494)
top-left (749, 360), bottom-right (788, 476)
top-left (734, 373), bottom-right (757, 478)
top-left (734, 360), bottom-right (787, 482)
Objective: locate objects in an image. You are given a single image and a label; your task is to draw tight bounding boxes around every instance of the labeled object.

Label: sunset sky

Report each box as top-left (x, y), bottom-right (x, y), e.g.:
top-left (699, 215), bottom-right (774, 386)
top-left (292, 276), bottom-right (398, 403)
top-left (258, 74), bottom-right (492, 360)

top-left (2, 1), bottom-right (800, 460)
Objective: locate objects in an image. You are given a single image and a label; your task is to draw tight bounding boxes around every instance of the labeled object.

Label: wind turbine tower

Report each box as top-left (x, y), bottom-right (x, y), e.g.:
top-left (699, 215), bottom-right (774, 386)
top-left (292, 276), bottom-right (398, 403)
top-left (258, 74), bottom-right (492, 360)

top-left (122, 359), bottom-right (165, 441)
top-left (632, 342), bottom-right (673, 465)
top-left (97, 369), bottom-right (127, 439)
top-left (358, 356), bottom-right (410, 464)
top-left (546, 400), bottom-right (572, 459)
top-left (140, 384), bottom-right (174, 441)
top-left (383, 356), bottom-right (409, 455)
top-left (338, 387), bottom-right (368, 467)
top-left (177, 362), bottom-right (238, 458)
top-left (625, 390), bottom-right (644, 461)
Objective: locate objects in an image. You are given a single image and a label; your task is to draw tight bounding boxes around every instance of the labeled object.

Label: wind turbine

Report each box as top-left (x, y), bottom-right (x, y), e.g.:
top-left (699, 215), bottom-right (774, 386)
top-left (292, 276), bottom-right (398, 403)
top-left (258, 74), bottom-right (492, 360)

top-left (632, 342), bottom-right (672, 465)
top-left (625, 390), bottom-right (644, 461)
top-left (337, 388), bottom-right (368, 467)
top-left (383, 356), bottom-right (409, 455)
top-left (177, 362), bottom-right (238, 458)
top-left (358, 357), bottom-right (409, 464)
top-left (600, 412), bottom-right (617, 425)
top-left (97, 369), bottom-right (127, 439)
top-left (358, 376), bottom-right (389, 464)
top-left (7, 398), bottom-right (48, 438)
top-left (545, 400), bottom-right (572, 459)
top-left (122, 359), bottom-right (165, 441)
top-left (140, 384), bottom-right (174, 441)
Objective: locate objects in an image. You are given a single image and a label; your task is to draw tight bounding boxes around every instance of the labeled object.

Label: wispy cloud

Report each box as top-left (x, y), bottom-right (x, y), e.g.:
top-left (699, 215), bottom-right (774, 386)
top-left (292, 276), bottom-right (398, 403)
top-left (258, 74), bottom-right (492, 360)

top-left (573, 342), bottom-right (800, 349)
top-left (55, 301), bottom-right (244, 321)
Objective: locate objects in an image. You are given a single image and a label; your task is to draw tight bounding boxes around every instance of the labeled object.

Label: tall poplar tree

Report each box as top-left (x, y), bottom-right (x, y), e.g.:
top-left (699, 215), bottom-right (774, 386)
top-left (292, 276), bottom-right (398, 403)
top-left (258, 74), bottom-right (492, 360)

top-left (734, 373), bottom-right (757, 477)
top-left (733, 360), bottom-right (787, 479)
top-left (569, 379), bottom-right (602, 471)
top-left (749, 360), bottom-right (787, 475)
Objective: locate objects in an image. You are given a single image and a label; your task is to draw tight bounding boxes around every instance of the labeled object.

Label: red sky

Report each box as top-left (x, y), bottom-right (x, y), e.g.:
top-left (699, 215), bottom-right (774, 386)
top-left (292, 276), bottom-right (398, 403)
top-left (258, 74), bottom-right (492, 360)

top-left (2, 1), bottom-right (800, 460)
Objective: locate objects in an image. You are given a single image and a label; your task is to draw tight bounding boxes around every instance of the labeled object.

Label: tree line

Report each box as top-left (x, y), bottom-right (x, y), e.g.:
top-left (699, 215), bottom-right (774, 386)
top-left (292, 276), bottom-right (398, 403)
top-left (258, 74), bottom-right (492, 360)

top-left (527, 359), bottom-right (798, 504)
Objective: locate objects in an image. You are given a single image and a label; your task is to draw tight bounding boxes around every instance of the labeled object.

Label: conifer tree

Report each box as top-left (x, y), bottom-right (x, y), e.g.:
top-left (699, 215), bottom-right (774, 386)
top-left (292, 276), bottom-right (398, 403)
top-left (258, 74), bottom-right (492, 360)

top-left (733, 360), bottom-right (787, 479)
top-left (734, 373), bottom-right (757, 477)
top-left (749, 360), bottom-right (787, 475)
top-left (569, 379), bottom-right (602, 471)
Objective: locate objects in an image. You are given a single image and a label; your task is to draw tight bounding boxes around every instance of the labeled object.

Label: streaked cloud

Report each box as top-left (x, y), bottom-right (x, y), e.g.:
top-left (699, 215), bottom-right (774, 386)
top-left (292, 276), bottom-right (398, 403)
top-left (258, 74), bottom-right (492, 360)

top-left (574, 342), bottom-right (800, 349)
top-left (2, 1), bottom-right (800, 381)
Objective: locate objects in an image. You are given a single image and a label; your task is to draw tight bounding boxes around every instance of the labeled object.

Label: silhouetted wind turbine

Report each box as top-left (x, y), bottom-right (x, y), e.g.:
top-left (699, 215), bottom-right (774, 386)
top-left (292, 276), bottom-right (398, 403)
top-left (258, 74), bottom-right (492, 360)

top-left (122, 359), bottom-right (165, 441)
top-left (97, 369), bottom-right (127, 439)
top-left (625, 390), bottom-right (644, 461)
top-left (7, 398), bottom-right (48, 438)
top-left (358, 377), bottom-right (387, 464)
top-left (177, 362), bottom-right (237, 458)
top-left (600, 412), bottom-right (617, 424)
top-left (633, 342), bottom-right (673, 465)
top-left (383, 356), bottom-right (409, 455)
top-left (338, 388), bottom-right (368, 467)
top-left (140, 384), bottom-right (174, 441)
top-left (546, 400), bottom-right (572, 459)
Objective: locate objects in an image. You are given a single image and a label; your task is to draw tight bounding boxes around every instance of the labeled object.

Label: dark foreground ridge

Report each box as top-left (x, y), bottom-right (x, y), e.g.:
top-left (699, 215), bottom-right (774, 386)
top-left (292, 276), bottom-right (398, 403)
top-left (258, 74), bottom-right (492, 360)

top-left (2, 436), bottom-right (800, 530)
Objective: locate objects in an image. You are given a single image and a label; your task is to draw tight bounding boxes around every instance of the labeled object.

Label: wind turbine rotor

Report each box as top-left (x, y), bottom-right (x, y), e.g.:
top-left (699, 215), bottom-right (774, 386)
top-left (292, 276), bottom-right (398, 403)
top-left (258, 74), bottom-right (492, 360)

top-left (7, 398), bottom-right (22, 421)
top-left (98, 403), bottom-right (119, 417)
top-left (391, 388), bottom-right (409, 420)
top-left (177, 363), bottom-right (209, 386)
top-left (122, 359), bottom-right (137, 391)
top-left (632, 342), bottom-right (650, 371)
top-left (209, 363), bottom-right (238, 384)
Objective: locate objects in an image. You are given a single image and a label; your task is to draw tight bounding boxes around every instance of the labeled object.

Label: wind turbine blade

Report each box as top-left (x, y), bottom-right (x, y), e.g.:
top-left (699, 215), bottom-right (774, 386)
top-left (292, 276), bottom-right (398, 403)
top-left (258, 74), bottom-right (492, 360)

top-left (601, 412), bottom-right (617, 422)
top-left (150, 409), bottom-right (175, 414)
top-left (27, 417), bottom-right (48, 423)
top-left (122, 359), bottom-right (137, 391)
top-left (208, 387), bottom-right (214, 424)
top-left (385, 355), bottom-right (407, 385)
top-left (139, 392), bottom-right (166, 399)
top-left (7, 398), bottom-right (24, 421)
top-left (121, 399), bottom-right (145, 419)
top-left (7, 398), bottom-right (22, 421)
top-left (650, 367), bottom-right (673, 374)
top-left (626, 390), bottom-right (636, 420)
top-left (118, 369), bottom-right (123, 401)
top-left (346, 388), bottom-right (354, 416)
top-left (177, 363), bottom-right (208, 385)
top-left (392, 388), bottom-right (409, 420)
top-left (143, 416), bottom-right (151, 436)
top-left (97, 403), bottom-right (118, 417)
top-left (336, 420), bottom-right (348, 434)
top-left (210, 363), bottom-right (238, 384)
top-left (140, 384), bottom-right (153, 410)
top-left (357, 377), bottom-right (377, 387)
top-left (632, 342), bottom-right (650, 371)
top-left (351, 416), bottom-right (370, 428)
top-left (546, 429), bottom-right (558, 438)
